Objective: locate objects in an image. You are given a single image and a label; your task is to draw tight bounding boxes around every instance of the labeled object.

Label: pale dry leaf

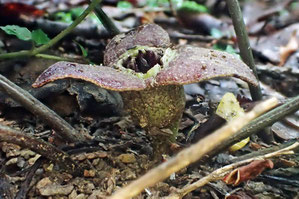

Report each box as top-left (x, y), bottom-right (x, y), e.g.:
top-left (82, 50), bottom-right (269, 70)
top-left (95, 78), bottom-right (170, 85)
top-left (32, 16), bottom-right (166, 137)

top-left (279, 30), bottom-right (299, 66)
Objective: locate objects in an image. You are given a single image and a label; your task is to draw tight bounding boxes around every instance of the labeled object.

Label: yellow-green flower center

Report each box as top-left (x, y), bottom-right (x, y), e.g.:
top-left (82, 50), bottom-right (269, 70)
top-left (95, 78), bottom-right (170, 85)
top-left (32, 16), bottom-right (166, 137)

top-left (114, 46), bottom-right (177, 79)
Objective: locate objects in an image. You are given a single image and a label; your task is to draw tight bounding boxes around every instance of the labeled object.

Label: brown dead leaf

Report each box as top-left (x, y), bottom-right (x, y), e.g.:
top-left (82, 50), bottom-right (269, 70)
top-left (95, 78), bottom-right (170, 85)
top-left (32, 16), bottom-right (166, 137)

top-left (84, 169), bottom-right (96, 177)
top-left (279, 30), bottom-right (299, 66)
top-left (249, 142), bottom-right (264, 150)
top-left (36, 177), bottom-right (74, 196)
top-left (117, 153), bottom-right (136, 164)
top-left (271, 121), bottom-right (299, 139)
top-left (225, 190), bottom-right (256, 199)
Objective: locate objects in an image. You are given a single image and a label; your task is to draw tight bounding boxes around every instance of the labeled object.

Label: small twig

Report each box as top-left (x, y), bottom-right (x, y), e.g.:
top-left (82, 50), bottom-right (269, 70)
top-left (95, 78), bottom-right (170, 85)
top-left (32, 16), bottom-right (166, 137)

top-left (108, 98), bottom-right (278, 199)
top-left (15, 157), bottom-right (46, 199)
top-left (0, 74), bottom-right (86, 142)
top-left (0, 173), bottom-right (14, 199)
top-left (207, 95), bottom-right (299, 159)
top-left (34, 53), bottom-right (82, 62)
top-left (169, 31), bottom-right (215, 42)
top-left (93, 4), bottom-right (120, 36)
top-left (226, 0), bottom-right (262, 101)
top-left (0, 0), bottom-right (101, 60)
top-left (167, 142), bottom-right (299, 199)
top-left (168, 0), bottom-right (177, 17)
top-left (34, 18), bottom-right (109, 38)
top-left (0, 124), bottom-right (86, 176)
top-left (230, 140), bottom-right (297, 163)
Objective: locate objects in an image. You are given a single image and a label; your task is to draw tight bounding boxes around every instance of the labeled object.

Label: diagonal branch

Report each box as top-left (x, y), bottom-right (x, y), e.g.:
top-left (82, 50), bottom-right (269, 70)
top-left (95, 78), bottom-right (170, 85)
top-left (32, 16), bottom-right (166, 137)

top-left (0, 124), bottom-right (86, 176)
top-left (108, 98), bottom-right (278, 199)
top-left (0, 74), bottom-right (86, 142)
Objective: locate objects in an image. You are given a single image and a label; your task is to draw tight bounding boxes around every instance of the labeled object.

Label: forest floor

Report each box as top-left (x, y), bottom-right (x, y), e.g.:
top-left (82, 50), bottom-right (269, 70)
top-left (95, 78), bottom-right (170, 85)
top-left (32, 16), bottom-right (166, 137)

top-left (0, 0), bottom-right (298, 198)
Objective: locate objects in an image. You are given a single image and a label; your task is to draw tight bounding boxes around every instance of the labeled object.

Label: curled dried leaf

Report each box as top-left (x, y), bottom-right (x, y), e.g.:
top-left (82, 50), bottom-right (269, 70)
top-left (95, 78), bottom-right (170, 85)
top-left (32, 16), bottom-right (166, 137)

top-left (223, 159), bottom-right (274, 186)
top-left (279, 30), bottom-right (298, 66)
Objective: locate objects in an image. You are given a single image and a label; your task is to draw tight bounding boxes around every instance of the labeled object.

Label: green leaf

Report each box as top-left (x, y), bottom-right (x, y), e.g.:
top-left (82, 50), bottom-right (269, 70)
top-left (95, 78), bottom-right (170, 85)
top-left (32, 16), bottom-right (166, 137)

top-left (70, 7), bottom-right (85, 18)
top-left (146, 0), bottom-right (159, 7)
top-left (178, 1), bottom-right (208, 13)
top-left (117, 1), bottom-right (133, 9)
top-left (74, 41), bottom-right (88, 57)
top-left (0, 25), bottom-right (31, 41)
top-left (146, 0), bottom-right (177, 8)
top-left (55, 12), bottom-right (73, 23)
top-left (31, 29), bottom-right (50, 45)
top-left (225, 45), bottom-right (237, 55)
top-left (210, 28), bottom-right (223, 38)
top-left (290, 2), bottom-right (299, 10)
top-left (171, 0), bottom-right (183, 8)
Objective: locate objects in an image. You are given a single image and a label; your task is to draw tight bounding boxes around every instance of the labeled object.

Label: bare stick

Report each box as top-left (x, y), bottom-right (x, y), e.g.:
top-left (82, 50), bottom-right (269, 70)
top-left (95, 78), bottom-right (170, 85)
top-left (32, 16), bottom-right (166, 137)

top-left (168, 31), bottom-right (215, 42)
top-left (0, 74), bottom-right (86, 142)
top-left (168, 142), bottom-right (299, 199)
top-left (0, 124), bottom-right (86, 176)
top-left (108, 98), bottom-right (278, 199)
top-left (16, 157), bottom-right (45, 199)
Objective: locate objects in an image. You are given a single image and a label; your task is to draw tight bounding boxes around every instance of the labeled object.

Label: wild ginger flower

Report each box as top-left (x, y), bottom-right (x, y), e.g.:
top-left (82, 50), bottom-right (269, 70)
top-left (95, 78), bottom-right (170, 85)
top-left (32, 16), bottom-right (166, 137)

top-left (33, 24), bottom-right (258, 146)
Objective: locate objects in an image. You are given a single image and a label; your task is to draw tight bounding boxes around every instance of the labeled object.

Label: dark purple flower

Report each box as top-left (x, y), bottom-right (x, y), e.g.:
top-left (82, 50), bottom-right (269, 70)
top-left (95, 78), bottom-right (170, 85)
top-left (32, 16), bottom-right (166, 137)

top-left (33, 24), bottom-right (258, 142)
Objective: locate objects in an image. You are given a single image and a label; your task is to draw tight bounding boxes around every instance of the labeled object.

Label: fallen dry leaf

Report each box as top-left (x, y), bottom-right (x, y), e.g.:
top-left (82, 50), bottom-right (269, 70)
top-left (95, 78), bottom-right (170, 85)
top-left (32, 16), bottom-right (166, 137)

top-left (279, 30), bottom-right (299, 66)
top-left (225, 190), bottom-right (256, 199)
top-left (271, 121), bottom-right (299, 139)
top-left (223, 159), bottom-right (274, 186)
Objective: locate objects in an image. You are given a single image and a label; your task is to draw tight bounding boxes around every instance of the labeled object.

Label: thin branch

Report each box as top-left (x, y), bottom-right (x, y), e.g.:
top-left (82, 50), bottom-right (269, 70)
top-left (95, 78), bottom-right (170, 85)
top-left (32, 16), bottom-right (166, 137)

top-left (16, 157), bottom-right (46, 199)
top-left (168, 31), bottom-right (215, 42)
top-left (0, 0), bottom-right (101, 60)
top-left (93, 4), bottom-right (120, 36)
top-left (0, 74), bottom-right (86, 142)
top-left (226, 0), bottom-right (274, 143)
top-left (226, 0), bottom-right (262, 101)
top-left (34, 54), bottom-right (80, 62)
top-left (0, 124), bottom-right (86, 176)
top-left (230, 140), bottom-right (297, 163)
top-left (108, 98), bottom-right (278, 199)
top-left (167, 142), bottom-right (299, 199)
top-left (207, 95), bottom-right (299, 159)
top-left (168, 0), bottom-right (177, 17)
